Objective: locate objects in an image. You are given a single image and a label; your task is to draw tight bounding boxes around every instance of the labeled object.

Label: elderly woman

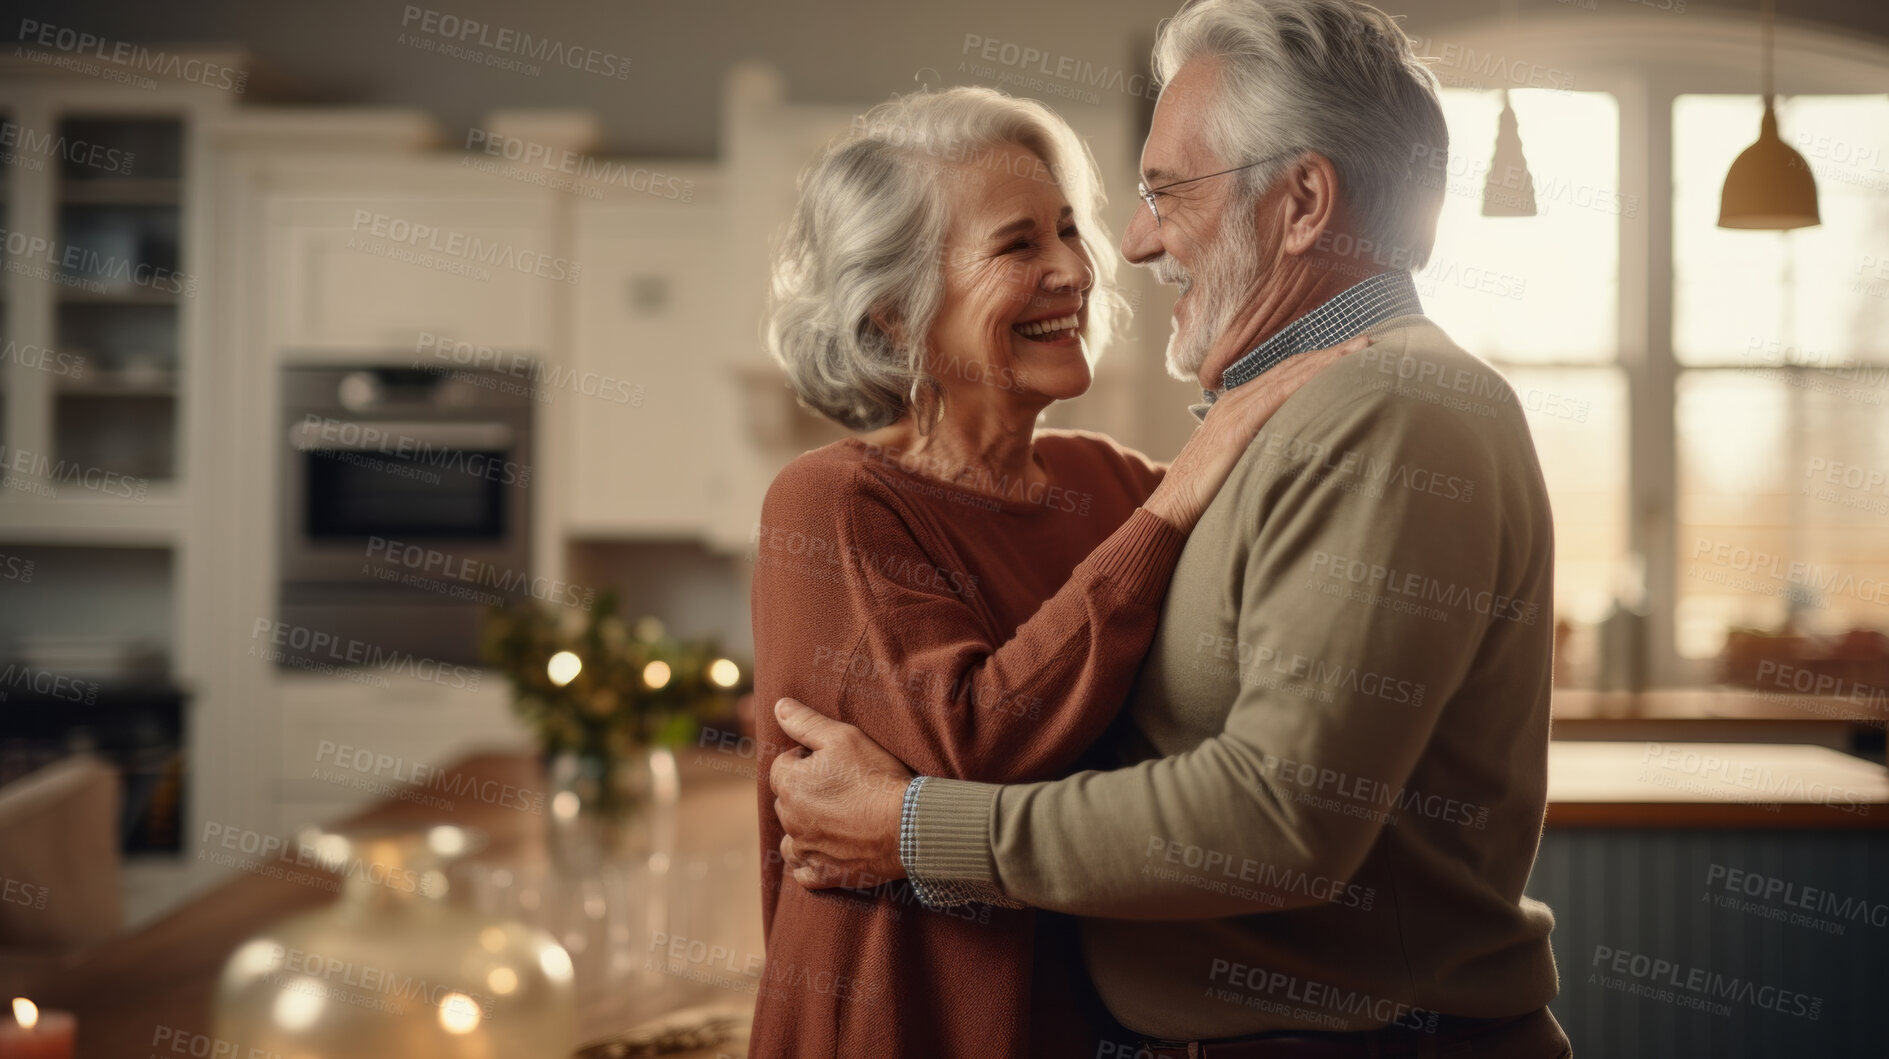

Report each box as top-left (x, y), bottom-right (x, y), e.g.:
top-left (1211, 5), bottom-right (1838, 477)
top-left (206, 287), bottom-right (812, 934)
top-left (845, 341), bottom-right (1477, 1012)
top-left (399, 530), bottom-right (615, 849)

top-left (749, 86), bottom-right (1362, 1058)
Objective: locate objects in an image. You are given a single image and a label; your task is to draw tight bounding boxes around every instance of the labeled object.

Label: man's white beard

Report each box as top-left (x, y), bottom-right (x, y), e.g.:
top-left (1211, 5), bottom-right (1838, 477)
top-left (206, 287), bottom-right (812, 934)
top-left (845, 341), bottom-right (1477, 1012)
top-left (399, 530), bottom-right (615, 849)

top-left (1155, 212), bottom-right (1262, 383)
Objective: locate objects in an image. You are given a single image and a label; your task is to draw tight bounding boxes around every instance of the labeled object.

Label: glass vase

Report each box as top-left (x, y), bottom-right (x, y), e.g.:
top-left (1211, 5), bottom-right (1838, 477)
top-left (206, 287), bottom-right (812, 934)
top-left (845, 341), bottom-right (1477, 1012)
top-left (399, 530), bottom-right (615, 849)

top-left (211, 825), bottom-right (576, 1058)
top-left (545, 746), bottom-right (679, 873)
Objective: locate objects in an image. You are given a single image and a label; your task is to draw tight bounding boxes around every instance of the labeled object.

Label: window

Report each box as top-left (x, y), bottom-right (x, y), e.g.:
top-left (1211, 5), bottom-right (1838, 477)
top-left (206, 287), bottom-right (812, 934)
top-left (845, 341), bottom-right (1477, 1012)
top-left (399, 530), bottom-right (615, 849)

top-left (1426, 89), bottom-right (1629, 641)
top-left (1419, 65), bottom-right (1889, 687)
top-left (1672, 94), bottom-right (1889, 659)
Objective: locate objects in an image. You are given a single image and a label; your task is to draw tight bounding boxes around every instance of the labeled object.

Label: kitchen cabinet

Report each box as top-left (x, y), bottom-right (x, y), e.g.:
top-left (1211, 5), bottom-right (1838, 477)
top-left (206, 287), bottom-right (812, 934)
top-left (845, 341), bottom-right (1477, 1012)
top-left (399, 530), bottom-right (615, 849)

top-left (267, 188), bottom-right (561, 357)
top-left (271, 673), bottom-right (526, 836)
top-left (564, 173), bottom-right (733, 538)
top-left (0, 62), bottom-right (240, 532)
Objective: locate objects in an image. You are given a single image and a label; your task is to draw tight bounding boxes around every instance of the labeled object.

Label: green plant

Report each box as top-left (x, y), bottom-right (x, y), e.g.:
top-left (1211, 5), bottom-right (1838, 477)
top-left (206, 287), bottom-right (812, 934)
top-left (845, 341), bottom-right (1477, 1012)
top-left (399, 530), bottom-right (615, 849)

top-left (482, 590), bottom-right (748, 765)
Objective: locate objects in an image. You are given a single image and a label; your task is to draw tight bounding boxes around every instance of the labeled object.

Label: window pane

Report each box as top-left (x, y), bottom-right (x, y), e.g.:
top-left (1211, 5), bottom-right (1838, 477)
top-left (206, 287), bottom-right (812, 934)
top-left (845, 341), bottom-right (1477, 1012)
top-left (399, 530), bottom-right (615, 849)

top-left (1426, 89), bottom-right (1620, 364)
top-left (1504, 367), bottom-right (1629, 627)
top-left (1674, 94), bottom-right (1889, 368)
top-left (1675, 370), bottom-right (1889, 660)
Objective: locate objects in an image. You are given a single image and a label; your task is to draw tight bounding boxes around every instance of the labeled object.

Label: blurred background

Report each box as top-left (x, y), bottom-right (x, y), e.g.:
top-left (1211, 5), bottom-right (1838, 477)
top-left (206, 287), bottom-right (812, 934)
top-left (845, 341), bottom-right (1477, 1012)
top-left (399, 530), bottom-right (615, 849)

top-left (0, 1), bottom-right (1884, 1056)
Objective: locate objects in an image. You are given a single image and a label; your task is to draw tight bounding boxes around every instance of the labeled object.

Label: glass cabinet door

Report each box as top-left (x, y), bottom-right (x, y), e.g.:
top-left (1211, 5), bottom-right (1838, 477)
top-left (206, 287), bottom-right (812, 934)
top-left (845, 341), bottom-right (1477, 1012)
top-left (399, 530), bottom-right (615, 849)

top-left (51, 116), bottom-right (185, 483)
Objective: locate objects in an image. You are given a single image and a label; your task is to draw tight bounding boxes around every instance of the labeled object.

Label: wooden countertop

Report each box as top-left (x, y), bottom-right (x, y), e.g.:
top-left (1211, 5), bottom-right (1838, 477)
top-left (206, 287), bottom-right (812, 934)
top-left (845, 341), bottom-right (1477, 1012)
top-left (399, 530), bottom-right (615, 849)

top-left (24, 735), bottom-right (1889, 1055)
top-left (1543, 687), bottom-right (1889, 826)
top-left (28, 751), bottom-right (761, 1059)
top-left (1551, 686), bottom-right (1887, 729)
top-left (1545, 740), bottom-right (1889, 828)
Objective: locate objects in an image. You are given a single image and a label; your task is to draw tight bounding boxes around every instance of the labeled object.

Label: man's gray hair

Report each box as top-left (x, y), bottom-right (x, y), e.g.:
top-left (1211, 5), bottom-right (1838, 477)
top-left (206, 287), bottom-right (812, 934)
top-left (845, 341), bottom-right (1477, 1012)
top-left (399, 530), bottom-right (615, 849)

top-left (766, 87), bottom-right (1126, 432)
top-left (1153, 0), bottom-right (1448, 268)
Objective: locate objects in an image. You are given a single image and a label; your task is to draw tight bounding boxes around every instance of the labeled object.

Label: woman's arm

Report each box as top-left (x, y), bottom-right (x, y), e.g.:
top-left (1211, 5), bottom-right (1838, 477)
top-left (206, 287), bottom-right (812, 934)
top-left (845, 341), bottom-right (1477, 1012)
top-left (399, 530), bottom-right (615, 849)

top-left (796, 350), bottom-right (1368, 786)
top-left (758, 337), bottom-right (1366, 789)
top-left (834, 485), bottom-right (1185, 785)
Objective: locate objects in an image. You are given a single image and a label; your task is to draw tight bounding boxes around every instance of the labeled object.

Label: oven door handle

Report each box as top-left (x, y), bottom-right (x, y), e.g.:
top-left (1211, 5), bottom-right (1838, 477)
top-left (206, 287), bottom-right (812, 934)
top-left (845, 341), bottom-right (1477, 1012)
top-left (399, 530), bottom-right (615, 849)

top-left (288, 420), bottom-right (516, 452)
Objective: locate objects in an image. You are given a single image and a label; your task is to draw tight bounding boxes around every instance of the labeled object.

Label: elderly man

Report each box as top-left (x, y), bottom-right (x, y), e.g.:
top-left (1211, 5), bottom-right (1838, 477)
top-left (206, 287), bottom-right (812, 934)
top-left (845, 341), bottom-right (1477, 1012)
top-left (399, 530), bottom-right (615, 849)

top-left (770, 0), bottom-right (1570, 1055)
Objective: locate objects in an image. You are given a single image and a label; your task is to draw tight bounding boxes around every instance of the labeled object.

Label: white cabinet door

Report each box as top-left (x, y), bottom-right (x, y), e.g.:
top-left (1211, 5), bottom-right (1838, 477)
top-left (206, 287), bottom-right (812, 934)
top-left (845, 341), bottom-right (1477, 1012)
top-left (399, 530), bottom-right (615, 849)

top-left (270, 194), bottom-right (563, 356)
top-left (565, 190), bottom-right (731, 536)
top-left (273, 673), bottom-right (530, 834)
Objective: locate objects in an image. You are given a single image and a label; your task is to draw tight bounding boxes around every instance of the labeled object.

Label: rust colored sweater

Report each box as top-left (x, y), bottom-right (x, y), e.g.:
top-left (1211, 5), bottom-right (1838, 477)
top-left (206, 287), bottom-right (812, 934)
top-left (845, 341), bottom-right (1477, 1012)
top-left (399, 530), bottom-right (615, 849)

top-left (748, 431), bottom-right (1185, 1059)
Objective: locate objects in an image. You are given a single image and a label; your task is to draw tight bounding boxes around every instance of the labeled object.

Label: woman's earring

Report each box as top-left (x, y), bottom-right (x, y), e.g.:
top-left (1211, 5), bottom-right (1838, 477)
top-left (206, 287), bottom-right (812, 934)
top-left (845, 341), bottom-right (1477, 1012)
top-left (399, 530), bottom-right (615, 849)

top-left (910, 375), bottom-right (941, 437)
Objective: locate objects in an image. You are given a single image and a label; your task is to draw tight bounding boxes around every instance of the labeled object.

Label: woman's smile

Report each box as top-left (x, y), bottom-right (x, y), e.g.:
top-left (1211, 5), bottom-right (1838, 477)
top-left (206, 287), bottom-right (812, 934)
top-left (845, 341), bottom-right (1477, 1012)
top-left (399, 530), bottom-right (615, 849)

top-left (1010, 310), bottom-right (1085, 347)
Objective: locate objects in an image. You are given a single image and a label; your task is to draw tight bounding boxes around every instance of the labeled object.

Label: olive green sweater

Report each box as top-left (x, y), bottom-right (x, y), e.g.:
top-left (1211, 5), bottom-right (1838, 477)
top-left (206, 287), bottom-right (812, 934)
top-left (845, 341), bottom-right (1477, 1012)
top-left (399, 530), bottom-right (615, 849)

top-left (908, 315), bottom-right (1561, 1040)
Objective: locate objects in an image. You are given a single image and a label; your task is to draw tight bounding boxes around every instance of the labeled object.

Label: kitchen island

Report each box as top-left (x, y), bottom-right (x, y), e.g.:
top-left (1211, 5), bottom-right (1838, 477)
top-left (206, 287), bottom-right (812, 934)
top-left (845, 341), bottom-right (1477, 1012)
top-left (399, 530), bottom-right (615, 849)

top-left (23, 737), bottom-right (1889, 1058)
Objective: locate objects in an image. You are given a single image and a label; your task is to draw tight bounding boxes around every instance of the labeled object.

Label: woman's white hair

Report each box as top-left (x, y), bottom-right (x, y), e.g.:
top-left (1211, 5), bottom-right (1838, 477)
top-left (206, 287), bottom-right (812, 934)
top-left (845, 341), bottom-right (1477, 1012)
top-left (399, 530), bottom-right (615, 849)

top-left (765, 86), bottom-right (1126, 432)
top-left (1153, 0), bottom-right (1448, 268)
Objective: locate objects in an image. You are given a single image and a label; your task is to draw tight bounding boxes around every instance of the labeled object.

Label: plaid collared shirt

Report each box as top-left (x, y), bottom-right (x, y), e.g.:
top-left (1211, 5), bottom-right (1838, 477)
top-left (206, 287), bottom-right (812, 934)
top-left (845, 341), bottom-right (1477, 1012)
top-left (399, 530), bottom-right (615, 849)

top-left (1199, 269), bottom-right (1424, 413)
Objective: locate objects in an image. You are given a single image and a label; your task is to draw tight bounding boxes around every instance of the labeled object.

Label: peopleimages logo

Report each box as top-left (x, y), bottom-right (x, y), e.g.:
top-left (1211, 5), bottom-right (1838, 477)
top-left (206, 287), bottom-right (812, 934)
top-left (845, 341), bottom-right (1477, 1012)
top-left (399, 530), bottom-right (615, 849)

top-left (1705, 863), bottom-right (1889, 930)
top-left (299, 415), bottom-right (532, 487)
top-left (0, 120), bottom-right (135, 176)
top-left (0, 443), bottom-right (148, 501)
top-left (416, 332), bottom-right (645, 406)
top-left (0, 340), bottom-right (86, 379)
top-left (316, 740), bottom-right (544, 815)
top-left (249, 618), bottom-right (482, 691)
top-left (397, 6), bottom-right (631, 79)
top-left (1309, 550), bottom-right (1540, 626)
top-left (958, 33), bottom-right (1160, 103)
top-left (365, 535), bottom-right (595, 609)
top-left (1590, 944), bottom-right (1822, 1021)
top-left (1, 875), bottom-right (48, 911)
top-left (348, 210), bottom-right (582, 285)
top-left (15, 18), bottom-right (249, 93)
top-left (0, 552), bottom-right (34, 583)
top-left (0, 227), bottom-right (198, 296)
top-left (461, 129), bottom-right (691, 202)
top-left (0, 664), bottom-right (99, 705)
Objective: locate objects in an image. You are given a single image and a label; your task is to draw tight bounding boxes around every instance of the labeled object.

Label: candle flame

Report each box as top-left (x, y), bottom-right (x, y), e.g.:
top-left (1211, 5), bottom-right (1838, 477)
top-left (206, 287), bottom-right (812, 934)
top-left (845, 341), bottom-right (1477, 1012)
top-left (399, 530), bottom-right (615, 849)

top-left (11, 997), bottom-right (37, 1030)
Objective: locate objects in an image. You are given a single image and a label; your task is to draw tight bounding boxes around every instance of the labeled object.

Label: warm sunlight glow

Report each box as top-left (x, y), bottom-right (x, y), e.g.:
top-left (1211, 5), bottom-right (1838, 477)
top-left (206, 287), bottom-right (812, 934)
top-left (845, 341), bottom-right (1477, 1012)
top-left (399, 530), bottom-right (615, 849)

top-left (1426, 89), bottom-right (1620, 364)
top-left (1428, 88), bottom-right (1628, 631)
top-left (1672, 95), bottom-right (1889, 657)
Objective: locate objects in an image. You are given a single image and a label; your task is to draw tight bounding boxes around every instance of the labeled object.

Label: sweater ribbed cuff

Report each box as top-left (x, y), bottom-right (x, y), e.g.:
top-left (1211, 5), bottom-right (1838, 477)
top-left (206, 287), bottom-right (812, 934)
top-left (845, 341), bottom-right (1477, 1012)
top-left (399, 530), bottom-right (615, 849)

top-left (1081, 507), bottom-right (1189, 606)
top-left (906, 777), bottom-right (1021, 909)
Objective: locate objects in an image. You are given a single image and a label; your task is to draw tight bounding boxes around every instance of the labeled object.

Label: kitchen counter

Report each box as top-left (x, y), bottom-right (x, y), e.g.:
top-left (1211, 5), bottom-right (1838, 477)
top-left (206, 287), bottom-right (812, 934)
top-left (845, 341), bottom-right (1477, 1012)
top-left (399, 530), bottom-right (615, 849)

top-left (26, 750), bottom-right (761, 1059)
top-left (24, 737), bottom-right (1889, 1056)
top-left (1550, 687), bottom-right (1885, 753)
top-left (1544, 739), bottom-right (1889, 828)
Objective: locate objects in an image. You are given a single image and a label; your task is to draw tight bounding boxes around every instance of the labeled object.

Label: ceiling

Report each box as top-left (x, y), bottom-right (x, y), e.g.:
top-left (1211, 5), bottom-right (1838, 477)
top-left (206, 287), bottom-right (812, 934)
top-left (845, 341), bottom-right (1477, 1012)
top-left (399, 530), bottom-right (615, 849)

top-left (4, 0), bottom-right (1882, 157)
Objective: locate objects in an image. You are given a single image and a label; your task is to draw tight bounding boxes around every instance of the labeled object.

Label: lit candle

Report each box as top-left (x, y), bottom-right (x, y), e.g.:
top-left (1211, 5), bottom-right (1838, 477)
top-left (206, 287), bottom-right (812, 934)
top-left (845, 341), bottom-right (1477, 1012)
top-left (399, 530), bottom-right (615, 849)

top-left (0, 999), bottom-right (75, 1059)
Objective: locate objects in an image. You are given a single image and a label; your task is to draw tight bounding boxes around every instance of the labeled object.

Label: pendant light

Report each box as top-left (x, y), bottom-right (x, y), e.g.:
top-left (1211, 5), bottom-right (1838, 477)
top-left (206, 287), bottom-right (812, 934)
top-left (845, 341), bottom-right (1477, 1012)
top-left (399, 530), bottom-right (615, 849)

top-left (1481, 0), bottom-right (1537, 217)
top-left (1718, 0), bottom-right (1820, 230)
top-left (1483, 89), bottom-right (1538, 217)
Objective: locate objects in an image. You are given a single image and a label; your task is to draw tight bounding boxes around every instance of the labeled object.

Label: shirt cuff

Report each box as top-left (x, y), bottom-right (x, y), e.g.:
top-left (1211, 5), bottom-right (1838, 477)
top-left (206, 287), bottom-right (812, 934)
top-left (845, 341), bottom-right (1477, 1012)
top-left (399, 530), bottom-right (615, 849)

top-left (898, 776), bottom-right (1021, 910)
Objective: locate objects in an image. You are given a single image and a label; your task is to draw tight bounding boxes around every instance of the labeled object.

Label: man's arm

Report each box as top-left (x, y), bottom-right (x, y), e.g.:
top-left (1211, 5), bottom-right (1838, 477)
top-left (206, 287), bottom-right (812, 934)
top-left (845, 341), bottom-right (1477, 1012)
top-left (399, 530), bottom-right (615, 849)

top-left (899, 385), bottom-right (1526, 917)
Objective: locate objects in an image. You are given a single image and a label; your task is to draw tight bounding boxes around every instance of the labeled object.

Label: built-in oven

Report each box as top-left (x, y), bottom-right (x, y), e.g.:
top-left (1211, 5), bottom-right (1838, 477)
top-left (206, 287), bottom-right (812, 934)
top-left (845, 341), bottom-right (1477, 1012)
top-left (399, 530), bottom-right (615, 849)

top-left (278, 366), bottom-right (535, 669)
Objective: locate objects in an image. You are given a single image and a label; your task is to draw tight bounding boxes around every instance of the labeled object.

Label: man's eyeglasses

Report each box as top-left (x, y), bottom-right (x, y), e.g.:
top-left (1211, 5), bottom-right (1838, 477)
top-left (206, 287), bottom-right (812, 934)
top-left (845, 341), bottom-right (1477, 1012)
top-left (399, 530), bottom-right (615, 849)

top-left (1136, 153), bottom-right (1294, 228)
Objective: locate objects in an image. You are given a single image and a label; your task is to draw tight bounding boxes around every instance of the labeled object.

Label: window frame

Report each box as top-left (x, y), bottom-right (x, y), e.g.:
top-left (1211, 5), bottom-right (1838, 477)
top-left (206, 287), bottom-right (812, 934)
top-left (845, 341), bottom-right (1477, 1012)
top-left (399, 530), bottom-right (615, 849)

top-left (1421, 13), bottom-right (1889, 685)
